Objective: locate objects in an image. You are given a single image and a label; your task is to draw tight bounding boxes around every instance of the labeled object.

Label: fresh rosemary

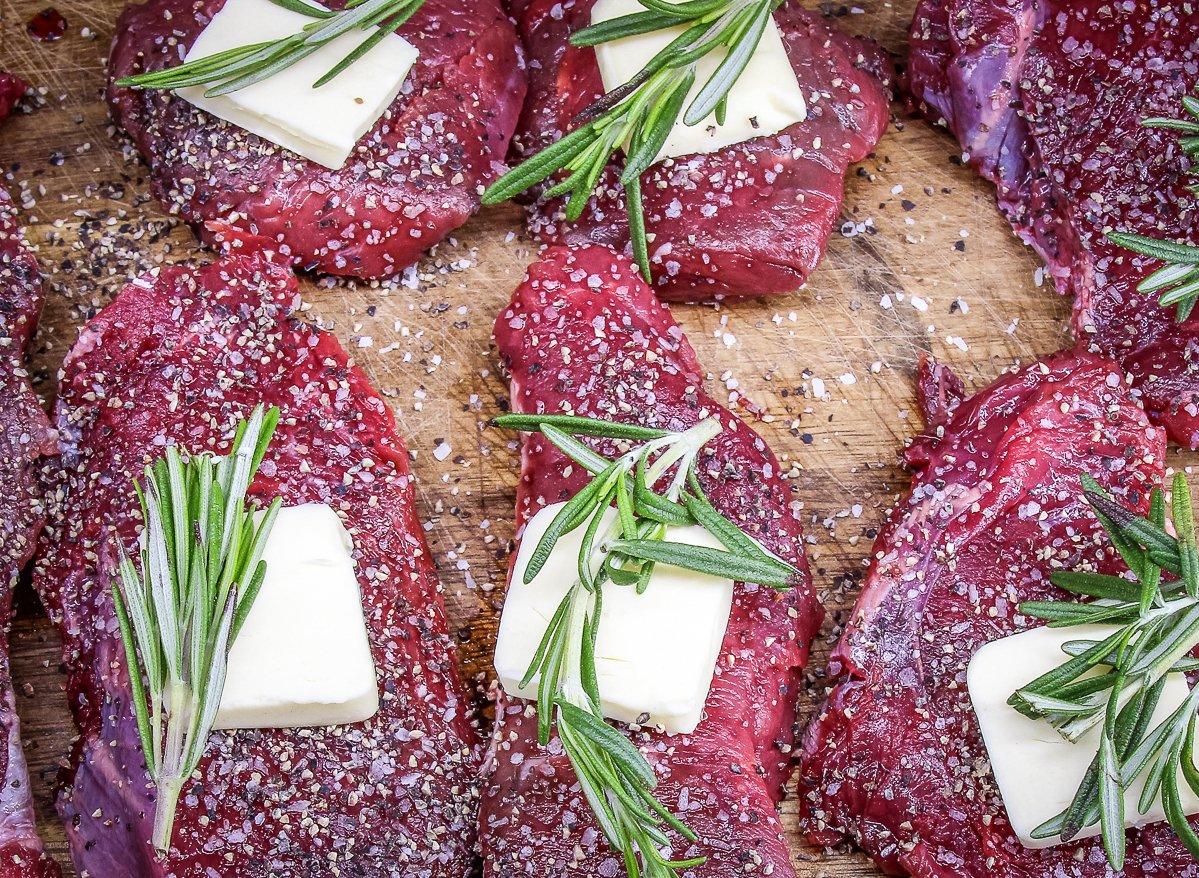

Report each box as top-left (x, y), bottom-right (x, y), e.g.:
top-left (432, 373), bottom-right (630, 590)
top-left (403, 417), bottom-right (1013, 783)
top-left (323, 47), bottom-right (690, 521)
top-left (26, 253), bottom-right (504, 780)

top-left (1009, 473), bottom-right (1199, 867)
top-left (482, 0), bottom-right (782, 281)
top-left (1106, 85), bottom-right (1199, 321)
top-left (495, 412), bottom-right (800, 878)
top-left (115, 0), bottom-right (426, 96)
top-left (112, 405), bottom-right (282, 852)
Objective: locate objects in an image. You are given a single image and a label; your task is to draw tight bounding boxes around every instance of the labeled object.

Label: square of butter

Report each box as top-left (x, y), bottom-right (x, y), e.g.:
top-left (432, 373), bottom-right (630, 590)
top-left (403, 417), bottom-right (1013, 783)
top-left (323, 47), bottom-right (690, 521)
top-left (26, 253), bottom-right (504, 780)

top-left (177, 0), bottom-right (419, 169)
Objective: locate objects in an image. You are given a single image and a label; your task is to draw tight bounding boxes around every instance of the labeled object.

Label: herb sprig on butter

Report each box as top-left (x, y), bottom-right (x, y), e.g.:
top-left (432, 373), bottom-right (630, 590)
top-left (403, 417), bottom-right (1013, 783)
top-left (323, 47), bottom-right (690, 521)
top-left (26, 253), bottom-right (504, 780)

top-left (482, 0), bottom-right (783, 281)
top-left (495, 412), bottom-right (799, 878)
top-left (1010, 473), bottom-right (1199, 867)
top-left (116, 0), bottom-right (425, 96)
top-left (112, 405), bottom-right (281, 852)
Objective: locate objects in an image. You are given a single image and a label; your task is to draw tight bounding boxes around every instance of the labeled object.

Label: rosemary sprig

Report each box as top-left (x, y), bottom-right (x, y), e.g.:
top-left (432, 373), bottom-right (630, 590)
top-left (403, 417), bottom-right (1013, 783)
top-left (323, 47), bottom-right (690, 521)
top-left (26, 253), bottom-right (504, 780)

top-left (482, 0), bottom-right (782, 281)
top-left (1106, 85), bottom-right (1199, 321)
top-left (115, 0), bottom-right (426, 97)
top-left (111, 405), bottom-right (282, 852)
top-left (1009, 472), bottom-right (1199, 867)
top-left (495, 412), bottom-right (800, 877)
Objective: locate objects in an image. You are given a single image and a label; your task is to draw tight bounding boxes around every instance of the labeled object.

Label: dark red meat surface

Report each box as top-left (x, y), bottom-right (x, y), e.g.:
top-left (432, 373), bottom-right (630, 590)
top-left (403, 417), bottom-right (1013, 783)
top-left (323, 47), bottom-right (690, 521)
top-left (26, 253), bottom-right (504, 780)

top-left (0, 191), bottom-right (63, 878)
top-left (33, 250), bottom-right (478, 876)
top-left (480, 245), bottom-right (821, 876)
top-left (908, 0), bottom-right (1199, 448)
top-left (796, 350), bottom-right (1199, 877)
top-left (509, 1), bottom-right (891, 301)
top-left (0, 74), bottom-right (26, 121)
top-left (107, 0), bottom-right (526, 279)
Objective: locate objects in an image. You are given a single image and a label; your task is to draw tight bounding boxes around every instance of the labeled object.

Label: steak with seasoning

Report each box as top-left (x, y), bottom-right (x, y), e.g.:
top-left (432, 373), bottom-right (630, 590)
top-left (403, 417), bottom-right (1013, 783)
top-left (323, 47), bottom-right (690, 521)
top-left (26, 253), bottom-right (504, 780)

top-left (796, 351), bottom-right (1199, 877)
top-left (108, 0), bottom-right (526, 279)
top-left (509, 1), bottom-right (891, 301)
top-left (34, 249), bottom-right (478, 876)
top-left (0, 191), bottom-right (63, 878)
top-left (480, 245), bottom-right (821, 876)
top-left (907, 0), bottom-right (1199, 448)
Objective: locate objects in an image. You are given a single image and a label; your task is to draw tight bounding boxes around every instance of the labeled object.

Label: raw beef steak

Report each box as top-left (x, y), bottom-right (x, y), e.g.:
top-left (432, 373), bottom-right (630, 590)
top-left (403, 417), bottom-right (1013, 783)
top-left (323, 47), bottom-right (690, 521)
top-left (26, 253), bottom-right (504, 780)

top-left (908, 0), bottom-right (1199, 448)
top-left (0, 190), bottom-right (63, 878)
top-left (509, 1), bottom-right (891, 300)
top-left (796, 351), bottom-right (1199, 877)
top-left (108, 0), bottom-right (526, 279)
top-left (34, 250), bottom-right (478, 876)
top-left (480, 245), bottom-right (821, 876)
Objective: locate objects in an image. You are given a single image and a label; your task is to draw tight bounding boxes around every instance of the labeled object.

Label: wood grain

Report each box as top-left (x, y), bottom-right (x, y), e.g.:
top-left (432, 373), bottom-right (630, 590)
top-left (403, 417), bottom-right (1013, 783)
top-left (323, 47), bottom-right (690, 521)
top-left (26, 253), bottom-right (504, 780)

top-left (1, 1), bottom-right (1176, 874)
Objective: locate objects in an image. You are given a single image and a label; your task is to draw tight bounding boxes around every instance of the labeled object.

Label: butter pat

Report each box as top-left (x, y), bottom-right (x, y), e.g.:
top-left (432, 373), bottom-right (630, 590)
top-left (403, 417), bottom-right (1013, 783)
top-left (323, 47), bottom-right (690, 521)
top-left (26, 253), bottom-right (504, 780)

top-left (590, 0), bottom-right (806, 162)
top-left (214, 503), bottom-right (379, 729)
top-left (968, 623), bottom-right (1199, 847)
top-left (494, 503), bottom-right (733, 734)
top-left (177, 0), bottom-right (419, 169)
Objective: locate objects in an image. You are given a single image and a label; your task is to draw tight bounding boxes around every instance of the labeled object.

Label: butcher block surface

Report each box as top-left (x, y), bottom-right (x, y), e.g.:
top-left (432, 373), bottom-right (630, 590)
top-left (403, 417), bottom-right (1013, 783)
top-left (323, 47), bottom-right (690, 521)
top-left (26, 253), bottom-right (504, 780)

top-left (3, 0), bottom-right (1186, 875)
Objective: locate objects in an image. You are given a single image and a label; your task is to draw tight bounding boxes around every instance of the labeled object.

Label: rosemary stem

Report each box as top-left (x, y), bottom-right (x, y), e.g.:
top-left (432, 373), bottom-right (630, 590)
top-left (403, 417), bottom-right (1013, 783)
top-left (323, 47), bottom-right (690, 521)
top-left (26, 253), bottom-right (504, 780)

top-left (151, 775), bottom-right (184, 852)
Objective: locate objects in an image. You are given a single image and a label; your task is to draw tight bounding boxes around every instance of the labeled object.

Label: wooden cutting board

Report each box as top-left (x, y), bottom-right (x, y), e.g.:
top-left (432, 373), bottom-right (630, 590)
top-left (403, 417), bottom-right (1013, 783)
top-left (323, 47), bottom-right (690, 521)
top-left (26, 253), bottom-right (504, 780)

top-left (1, 0), bottom-right (1163, 874)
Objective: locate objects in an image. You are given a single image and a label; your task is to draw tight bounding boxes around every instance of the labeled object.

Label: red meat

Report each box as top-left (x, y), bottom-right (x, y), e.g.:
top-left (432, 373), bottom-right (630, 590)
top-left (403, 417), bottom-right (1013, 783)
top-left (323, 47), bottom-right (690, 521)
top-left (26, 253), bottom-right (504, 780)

top-left (796, 351), bottom-right (1196, 877)
top-left (107, 0), bottom-right (526, 279)
top-left (0, 189), bottom-right (63, 878)
top-left (0, 74), bottom-right (26, 122)
top-left (908, 0), bottom-right (1199, 448)
top-left (480, 245), bottom-right (821, 876)
top-left (509, 1), bottom-right (892, 300)
top-left (33, 249), bottom-right (478, 876)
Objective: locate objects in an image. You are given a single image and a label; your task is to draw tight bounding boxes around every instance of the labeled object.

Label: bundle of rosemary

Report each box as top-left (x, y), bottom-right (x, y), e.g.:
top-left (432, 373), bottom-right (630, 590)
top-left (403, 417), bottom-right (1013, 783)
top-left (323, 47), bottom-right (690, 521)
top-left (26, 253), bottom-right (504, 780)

top-left (112, 405), bottom-right (281, 852)
top-left (116, 0), bottom-right (427, 96)
top-left (495, 412), bottom-right (800, 878)
top-left (1012, 473), bottom-right (1199, 867)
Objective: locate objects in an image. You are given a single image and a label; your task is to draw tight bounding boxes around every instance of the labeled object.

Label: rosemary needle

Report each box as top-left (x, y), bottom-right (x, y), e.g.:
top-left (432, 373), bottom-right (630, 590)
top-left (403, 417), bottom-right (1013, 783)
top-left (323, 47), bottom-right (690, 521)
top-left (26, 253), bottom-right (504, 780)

top-left (495, 411), bottom-right (799, 877)
top-left (482, 0), bottom-right (783, 281)
top-left (115, 0), bottom-right (426, 97)
top-left (1012, 473), bottom-right (1199, 867)
top-left (111, 405), bottom-right (281, 852)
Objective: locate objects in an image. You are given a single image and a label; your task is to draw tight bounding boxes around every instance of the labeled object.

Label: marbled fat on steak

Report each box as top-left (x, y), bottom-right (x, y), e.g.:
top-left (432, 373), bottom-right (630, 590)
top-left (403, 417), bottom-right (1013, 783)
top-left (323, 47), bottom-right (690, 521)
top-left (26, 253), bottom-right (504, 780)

top-left (108, 0), bottom-right (526, 279)
top-left (508, 1), bottom-right (891, 301)
top-left (0, 190), bottom-right (63, 878)
top-left (908, 0), bottom-right (1199, 448)
top-left (34, 251), bottom-right (478, 876)
top-left (796, 351), bottom-right (1199, 877)
top-left (480, 245), bottom-right (821, 876)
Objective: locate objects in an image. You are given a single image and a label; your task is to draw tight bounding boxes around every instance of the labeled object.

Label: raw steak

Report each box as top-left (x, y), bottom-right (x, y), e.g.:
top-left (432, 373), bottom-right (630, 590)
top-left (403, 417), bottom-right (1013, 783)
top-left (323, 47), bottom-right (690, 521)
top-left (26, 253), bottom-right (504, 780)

top-left (509, 1), bottom-right (891, 301)
top-left (108, 0), bottom-right (526, 279)
top-left (0, 190), bottom-right (62, 878)
top-left (480, 245), bottom-right (822, 876)
top-left (0, 74), bottom-right (26, 121)
top-left (796, 351), bottom-right (1199, 877)
top-left (33, 249), bottom-right (479, 876)
top-left (907, 0), bottom-right (1199, 447)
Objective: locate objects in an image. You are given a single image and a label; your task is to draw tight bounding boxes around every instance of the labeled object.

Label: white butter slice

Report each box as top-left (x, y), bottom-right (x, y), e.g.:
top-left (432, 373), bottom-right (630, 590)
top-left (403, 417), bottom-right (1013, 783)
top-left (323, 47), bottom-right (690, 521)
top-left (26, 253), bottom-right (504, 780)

top-left (590, 0), bottom-right (806, 162)
top-left (494, 502), bottom-right (734, 734)
top-left (177, 0), bottom-right (419, 169)
top-left (214, 502), bottom-right (379, 730)
top-left (968, 623), bottom-right (1199, 848)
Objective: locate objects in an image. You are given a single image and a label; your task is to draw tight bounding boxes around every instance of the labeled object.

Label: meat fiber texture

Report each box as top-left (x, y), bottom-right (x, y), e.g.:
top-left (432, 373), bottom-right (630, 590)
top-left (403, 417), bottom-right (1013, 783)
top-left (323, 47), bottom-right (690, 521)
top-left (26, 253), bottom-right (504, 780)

top-left (480, 245), bottom-right (822, 876)
top-left (0, 191), bottom-right (63, 878)
top-left (796, 350), bottom-right (1199, 877)
top-left (509, 0), bottom-right (891, 301)
top-left (107, 0), bottom-right (527, 280)
top-left (33, 250), bottom-right (479, 877)
top-left (908, 0), bottom-right (1199, 449)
